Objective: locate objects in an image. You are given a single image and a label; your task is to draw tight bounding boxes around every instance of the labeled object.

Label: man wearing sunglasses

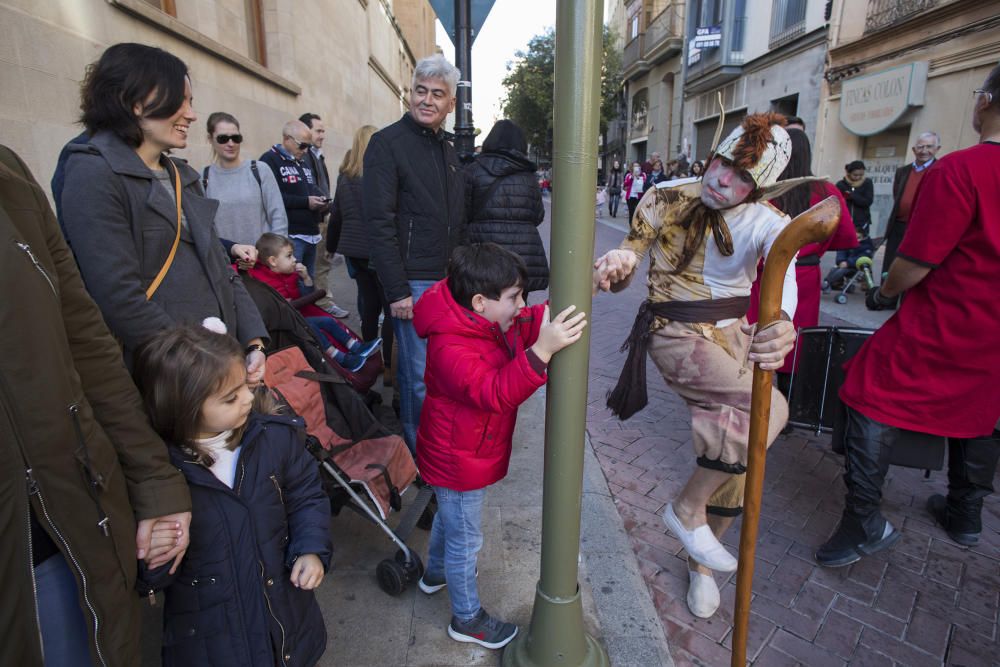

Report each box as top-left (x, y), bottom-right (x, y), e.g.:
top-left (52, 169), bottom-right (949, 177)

top-left (820, 62), bottom-right (1000, 567)
top-left (260, 119), bottom-right (329, 288)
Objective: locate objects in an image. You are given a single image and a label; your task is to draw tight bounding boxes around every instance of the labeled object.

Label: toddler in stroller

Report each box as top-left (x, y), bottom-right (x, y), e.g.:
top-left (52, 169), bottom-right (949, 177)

top-left (249, 233), bottom-right (381, 372)
top-left (823, 237), bottom-right (878, 304)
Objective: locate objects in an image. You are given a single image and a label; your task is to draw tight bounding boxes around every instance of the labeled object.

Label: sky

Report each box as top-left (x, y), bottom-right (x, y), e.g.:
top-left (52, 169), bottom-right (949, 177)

top-left (434, 0), bottom-right (557, 144)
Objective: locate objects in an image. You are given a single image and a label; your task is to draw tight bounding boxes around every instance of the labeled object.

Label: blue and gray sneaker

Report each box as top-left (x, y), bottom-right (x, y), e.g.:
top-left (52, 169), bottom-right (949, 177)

top-left (353, 337), bottom-right (382, 359)
top-left (448, 608), bottom-right (517, 649)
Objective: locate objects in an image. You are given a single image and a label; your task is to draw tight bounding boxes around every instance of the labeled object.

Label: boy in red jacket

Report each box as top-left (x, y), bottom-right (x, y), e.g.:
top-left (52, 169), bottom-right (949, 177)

top-left (413, 243), bottom-right (587, 649)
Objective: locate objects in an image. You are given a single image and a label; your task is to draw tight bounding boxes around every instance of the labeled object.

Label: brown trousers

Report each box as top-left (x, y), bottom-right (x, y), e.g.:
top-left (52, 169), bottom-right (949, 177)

top-left (649, 318), bottom-right (788, 513)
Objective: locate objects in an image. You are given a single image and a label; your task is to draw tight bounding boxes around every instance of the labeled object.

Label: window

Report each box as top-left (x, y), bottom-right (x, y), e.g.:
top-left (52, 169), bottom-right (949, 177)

top-left (140, 0), bottom-right (176, 15)
top-left (630, 14), bottom-right (640, 39)
top-left (770, 0), bottom-right (807, 47)
top-left (246, 0), bottom-right (267, 66)
top-left (770, 93), bottom-right (798, 117)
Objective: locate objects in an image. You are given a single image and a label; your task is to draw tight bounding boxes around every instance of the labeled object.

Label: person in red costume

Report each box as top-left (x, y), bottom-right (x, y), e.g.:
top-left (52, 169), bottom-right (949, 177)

top-left (817, 63), bottom-right (1000, 567)
top-left (747, 128), bottom-right (857, 389)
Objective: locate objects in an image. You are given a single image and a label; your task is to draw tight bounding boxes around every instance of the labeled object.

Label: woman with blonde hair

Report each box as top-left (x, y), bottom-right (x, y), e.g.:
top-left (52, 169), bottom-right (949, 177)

top-left (328, 125), bottom-right (390, 347)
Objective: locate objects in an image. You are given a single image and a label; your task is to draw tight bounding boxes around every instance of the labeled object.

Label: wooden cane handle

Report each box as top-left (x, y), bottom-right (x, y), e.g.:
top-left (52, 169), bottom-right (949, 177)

top-left (732, 195), bottom-right (840, 667)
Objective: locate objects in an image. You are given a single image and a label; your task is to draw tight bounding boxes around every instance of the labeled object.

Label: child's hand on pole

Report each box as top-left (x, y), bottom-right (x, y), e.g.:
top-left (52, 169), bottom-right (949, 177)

top-left (290, 554), bottom-right (325, 590)
top-left (531, 305), bottom-right (588, 363)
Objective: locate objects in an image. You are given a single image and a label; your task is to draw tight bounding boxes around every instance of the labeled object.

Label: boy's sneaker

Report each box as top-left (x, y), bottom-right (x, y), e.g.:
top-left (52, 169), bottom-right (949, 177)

top-left (353, 337), bottom-right (382, 359)
top-left (418, 573), bottom-right (447, 595)
top-left (448, 608), bottom-right (517, 649)
top-left (342, 352), bottom-right (366, 373)
top-left (418, 568), bottom-right (477, 595)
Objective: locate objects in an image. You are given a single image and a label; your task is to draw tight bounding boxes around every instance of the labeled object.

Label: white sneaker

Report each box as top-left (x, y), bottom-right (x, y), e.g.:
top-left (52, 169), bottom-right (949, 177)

top-left (324, 301), bottom-right (350, 318)
top-left (662, 503), bottom-right (738, 572)
top-left (686, 569), bottom-right (721, 618)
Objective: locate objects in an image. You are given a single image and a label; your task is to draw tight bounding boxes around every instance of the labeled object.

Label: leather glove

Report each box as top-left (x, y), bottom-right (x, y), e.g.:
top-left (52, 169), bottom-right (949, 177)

top-left (865, 286), bottom-right (896, 311)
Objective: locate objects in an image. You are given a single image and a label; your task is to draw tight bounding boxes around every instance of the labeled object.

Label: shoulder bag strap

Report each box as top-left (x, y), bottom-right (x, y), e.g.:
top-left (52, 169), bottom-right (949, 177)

top-left (250, 159), bottom-right (269, 225)
top-left (145, 160), bottom-right (183, 300)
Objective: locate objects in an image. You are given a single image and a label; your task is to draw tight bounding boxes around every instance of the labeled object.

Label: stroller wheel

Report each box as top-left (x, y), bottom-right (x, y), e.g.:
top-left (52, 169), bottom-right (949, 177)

top-left (395, 549), bottom-right (424, 582)
top-left (376, 558), bottom-right (408, 596)
top-left (836, 294), bottom-right (848, 304)
top-left (821, 280), bottom-right (831, 292)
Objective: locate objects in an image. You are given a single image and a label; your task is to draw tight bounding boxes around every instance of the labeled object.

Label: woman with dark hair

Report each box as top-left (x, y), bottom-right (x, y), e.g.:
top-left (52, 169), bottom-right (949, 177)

top-left (622, 161), bottom-right (648, 223)
top-left (690, 160), bottom-right (705, 178)
top-left (60, 43), bottom-right (268, 380)
top-left (464, 119), bottom-right (549, 294)
top-left (202, 111), bottom-right (287, 244)
top-left (747, 127), bottom-right (857, 385)
top-left (834, 160), bottom-right (875, 270)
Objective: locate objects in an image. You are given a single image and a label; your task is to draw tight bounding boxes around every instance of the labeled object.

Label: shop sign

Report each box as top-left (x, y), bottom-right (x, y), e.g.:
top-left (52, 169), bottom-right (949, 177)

top-left (688, 25), bottom-right (721, 65)
top-left (840, 62), bottom-right (929, 136)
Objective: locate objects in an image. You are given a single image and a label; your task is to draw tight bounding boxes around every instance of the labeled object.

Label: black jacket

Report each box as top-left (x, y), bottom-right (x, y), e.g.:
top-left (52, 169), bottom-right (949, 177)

top-left (835, 177), bottom-right (874, 237)
top-left (464, 149), bottom-right (549, 292)
top-left (363, 113), bottom-right (466, 303)
top-left (259, 146), bottom-right (324, 236)
top-left (328, 173), bottom-right (367, 258)
top-left (139, 414), bottom-right (332, 667)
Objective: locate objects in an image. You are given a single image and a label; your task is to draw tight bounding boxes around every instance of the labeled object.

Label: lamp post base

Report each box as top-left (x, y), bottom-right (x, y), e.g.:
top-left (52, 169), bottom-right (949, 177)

top-left (502, 583), bottom-right (610, 667)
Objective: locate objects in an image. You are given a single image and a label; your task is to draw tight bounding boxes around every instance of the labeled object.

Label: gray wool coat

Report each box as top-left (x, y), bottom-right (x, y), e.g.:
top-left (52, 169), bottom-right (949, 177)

top-left (60, 131), bottom-right (267, 357)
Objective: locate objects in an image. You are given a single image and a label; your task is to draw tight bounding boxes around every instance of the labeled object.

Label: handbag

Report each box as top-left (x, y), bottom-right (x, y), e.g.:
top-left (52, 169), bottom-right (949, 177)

top-left (145, 159), bottom-right (183, 300)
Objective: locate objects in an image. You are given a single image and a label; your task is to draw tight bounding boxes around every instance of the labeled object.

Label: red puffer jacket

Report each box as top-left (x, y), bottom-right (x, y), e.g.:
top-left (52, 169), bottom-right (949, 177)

top-left (414, 279), bottom-right (547, 491)
top-left (246, 263), bottom-right (327, 319)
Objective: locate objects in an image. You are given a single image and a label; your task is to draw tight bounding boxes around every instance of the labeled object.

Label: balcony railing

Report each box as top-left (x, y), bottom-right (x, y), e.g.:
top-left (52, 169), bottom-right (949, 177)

top-left (865, 0), bottom-right (939, 33)
top-left (644, 5), bottom-right (682, 60)
top-left (769, 0), bottom-right (807, 48)
top-left (623, 34), bottom-right (645, 72)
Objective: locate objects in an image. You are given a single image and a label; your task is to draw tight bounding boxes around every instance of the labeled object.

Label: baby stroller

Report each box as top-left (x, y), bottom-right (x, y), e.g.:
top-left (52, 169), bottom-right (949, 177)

top-left (263, 346), bottom-right (435, 596)
top-left (241, 271), bottom-right (435, 595)
top-left (822, 237), bottom-right (881, 304)
top-left (240, 270), bottom-right (383, 399)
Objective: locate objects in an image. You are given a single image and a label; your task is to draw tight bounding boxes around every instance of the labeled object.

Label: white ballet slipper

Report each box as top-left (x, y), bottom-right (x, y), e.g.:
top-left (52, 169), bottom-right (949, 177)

top-left (662, 503), bottom-right (738, 572)
top-left (686, 569), bottom-right (721, 618)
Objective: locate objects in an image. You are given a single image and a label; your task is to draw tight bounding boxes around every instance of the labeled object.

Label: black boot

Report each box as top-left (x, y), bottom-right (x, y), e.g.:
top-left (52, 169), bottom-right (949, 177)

top-left (817, 407), bottom-right (901, 567)
top-left (926, 430), bottom-right (1000, 546)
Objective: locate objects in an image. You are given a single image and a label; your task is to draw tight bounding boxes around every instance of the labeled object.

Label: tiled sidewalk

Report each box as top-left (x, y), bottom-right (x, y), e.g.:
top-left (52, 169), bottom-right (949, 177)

top-left (585, 214), bottom-right (999, 666)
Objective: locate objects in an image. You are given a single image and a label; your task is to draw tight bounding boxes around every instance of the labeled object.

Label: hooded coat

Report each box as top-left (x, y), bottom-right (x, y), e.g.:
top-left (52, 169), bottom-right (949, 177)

top-left (0, 144), bottom-right (191, 667)
top-left (413, 280), bottom-right (547, 491)
top-left (138, 414), bottom-right (332, 667)
top-left (464, 148), bottom-right (549, 292)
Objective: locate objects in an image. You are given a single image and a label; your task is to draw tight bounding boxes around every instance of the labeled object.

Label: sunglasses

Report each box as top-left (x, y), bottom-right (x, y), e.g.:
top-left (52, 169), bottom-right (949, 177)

top-left (285, 136), bottom-right (312, 151)
top-left (215, 134), bottom-right (243, 144)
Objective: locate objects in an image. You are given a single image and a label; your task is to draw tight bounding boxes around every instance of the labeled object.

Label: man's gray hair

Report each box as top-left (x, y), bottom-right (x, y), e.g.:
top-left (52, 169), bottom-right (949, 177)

top-left (917, 131), bottom-right (941, 147)
top-left (412, 54), bottom-right (460, 96)
top-left (283, 119), bottom-right (310, 140)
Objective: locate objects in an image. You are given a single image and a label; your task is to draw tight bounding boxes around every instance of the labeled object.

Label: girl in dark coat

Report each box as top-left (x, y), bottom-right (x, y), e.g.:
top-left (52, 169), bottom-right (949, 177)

top-left (835, 160), bottom-right (876, 268)
top-left (464, 120), bottom-right (549, 294)
top-left (134, 326), bottom-right (332, 667)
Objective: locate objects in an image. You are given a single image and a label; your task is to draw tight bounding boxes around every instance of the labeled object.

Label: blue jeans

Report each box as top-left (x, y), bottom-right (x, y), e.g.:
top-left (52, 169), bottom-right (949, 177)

top-left (291, 237), bottom-right (318, 280)
top-left (391, 280), bottom-right (434, 453)
top-left (306, 316), bottom-right (352, 348)
top-left (426, 486), bottom-right (486, 621)
top-left (35, 553), bottom-right (93, 666)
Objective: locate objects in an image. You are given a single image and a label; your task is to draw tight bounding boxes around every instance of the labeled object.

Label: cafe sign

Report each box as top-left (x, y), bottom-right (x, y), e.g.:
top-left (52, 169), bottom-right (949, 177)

top-left (840, 62), bottom-right (928, 136)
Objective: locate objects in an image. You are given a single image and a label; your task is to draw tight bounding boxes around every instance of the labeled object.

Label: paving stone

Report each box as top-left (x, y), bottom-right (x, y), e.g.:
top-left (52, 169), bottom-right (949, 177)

top-left (903, 607), bottom-right (952, 659)
top-left (813, 610), bottom-right (863, 659)
top-left (769, 629), bottom-right (846, 667)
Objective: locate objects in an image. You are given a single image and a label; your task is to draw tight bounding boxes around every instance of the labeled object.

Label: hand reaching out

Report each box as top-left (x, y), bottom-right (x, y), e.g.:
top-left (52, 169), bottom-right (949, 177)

top-left (290, 554), bottom-right (325, 590)
top-left (593, 249), bottom-right (638, 292)
top-left (531, 305), bottom-right (588, 363)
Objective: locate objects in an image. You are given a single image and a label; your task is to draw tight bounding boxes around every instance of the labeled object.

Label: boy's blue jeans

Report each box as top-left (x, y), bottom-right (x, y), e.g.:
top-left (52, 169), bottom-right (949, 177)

top-left (305, 316), bottom-right (352, 348)
top-left (391, 280), bottom-right (434, 453)
top-left (425, 486), bottom-right (486, 621)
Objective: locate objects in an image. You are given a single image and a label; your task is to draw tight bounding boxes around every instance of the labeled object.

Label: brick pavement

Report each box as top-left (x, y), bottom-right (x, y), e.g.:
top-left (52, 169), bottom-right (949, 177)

top-left (583, 209), bottom-right (1000, 667)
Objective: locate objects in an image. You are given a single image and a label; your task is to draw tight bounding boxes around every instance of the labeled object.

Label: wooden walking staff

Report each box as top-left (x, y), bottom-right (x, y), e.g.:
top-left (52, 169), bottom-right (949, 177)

top-left (731, 196), bottom-right (841, 667)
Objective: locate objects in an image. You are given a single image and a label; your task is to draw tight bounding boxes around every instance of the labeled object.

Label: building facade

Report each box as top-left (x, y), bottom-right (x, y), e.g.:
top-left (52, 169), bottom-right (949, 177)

top-left (619, 0), bottom-right (686, 166)
top-left (815, 0), bottom-right (1000, 237)
top-left (0, 0), bottom-right (436, 197)
top-left (681, 0), bottom-right (830, 163)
